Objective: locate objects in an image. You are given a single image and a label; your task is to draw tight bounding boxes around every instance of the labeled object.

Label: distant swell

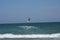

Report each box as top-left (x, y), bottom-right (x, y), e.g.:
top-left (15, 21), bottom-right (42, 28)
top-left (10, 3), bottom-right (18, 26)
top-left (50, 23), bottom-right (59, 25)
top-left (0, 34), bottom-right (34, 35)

top-left (0, 33), bottom-right (60, 38)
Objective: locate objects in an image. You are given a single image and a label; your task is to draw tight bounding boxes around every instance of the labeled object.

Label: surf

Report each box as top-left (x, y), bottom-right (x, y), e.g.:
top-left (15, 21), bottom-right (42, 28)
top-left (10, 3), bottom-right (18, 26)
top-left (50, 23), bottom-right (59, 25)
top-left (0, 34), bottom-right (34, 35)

top-left (0, 33), bottom-right (60, 38)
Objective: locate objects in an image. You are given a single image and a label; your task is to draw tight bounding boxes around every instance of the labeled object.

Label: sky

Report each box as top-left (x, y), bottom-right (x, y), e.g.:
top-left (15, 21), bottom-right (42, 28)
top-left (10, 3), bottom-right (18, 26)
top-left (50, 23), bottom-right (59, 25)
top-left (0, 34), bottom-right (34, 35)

top-left (0, 0), bottom-right (60, 23)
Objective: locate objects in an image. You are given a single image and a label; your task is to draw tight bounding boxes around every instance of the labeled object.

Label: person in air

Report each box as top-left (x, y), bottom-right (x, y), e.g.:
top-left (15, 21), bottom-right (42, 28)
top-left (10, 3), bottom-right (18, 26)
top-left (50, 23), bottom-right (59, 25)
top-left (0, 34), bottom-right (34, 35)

top-left (28, 17), bottom-right (31, 22)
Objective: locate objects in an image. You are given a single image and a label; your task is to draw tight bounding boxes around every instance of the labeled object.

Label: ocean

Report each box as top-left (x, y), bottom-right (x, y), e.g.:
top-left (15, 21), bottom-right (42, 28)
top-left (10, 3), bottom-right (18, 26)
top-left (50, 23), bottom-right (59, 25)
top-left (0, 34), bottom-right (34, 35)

top-left (0, 22), bottom-right (60, 40)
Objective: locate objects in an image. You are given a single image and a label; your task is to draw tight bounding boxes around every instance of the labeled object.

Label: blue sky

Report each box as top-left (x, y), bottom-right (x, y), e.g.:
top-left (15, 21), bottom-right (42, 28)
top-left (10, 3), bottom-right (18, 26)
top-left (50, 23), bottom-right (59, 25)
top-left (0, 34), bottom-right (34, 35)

top-left (0, 0), bottom-right (60, 23)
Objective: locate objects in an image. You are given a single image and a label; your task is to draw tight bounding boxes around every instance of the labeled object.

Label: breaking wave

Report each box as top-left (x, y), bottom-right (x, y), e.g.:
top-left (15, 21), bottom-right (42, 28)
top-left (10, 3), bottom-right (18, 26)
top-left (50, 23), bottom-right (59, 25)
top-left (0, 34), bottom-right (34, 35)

top-left (0, 33), bottom-right (60, 38)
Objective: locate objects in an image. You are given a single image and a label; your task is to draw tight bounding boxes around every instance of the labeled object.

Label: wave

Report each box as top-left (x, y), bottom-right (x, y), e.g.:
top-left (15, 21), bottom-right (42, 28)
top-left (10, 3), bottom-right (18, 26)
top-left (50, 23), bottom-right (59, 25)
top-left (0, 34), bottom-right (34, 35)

top-left (18, 26), bottom-right (38, 30)
top-left (0, 33), bottom-right (60, 38)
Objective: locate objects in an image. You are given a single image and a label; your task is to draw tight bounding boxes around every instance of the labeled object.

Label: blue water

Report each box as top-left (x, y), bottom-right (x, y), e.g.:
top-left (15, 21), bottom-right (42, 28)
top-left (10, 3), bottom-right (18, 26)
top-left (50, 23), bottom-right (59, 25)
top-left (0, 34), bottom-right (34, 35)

top-left (0, 22), bottom-right (60, 39)
top-left (0, 22), bottom-right (60, 34)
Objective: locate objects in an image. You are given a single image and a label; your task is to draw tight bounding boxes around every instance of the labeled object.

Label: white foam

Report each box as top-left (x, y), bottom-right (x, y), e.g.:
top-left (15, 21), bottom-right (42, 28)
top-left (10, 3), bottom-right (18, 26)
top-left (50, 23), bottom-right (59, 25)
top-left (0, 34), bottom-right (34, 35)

top-left (18, 26), bottom-right (37, 30)
top-left (0, 33), bottom-right (60, 38)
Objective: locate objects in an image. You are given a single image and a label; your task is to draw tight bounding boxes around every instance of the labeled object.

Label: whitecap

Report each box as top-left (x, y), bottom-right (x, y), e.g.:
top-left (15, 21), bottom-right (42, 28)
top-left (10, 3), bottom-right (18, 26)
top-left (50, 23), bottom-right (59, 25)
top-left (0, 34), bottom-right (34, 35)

top-left (0, 33), bottom-right (60, 38)
top-left (18, 26), bottom-right (37, 30)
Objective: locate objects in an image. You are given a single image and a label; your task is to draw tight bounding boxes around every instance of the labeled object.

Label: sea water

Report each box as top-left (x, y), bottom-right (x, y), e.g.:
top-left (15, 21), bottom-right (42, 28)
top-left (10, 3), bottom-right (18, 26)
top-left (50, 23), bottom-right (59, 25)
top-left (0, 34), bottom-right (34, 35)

top-left (0, 22), bottom-right (60, 40)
